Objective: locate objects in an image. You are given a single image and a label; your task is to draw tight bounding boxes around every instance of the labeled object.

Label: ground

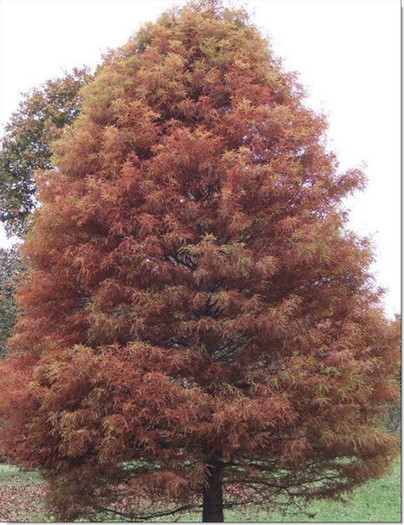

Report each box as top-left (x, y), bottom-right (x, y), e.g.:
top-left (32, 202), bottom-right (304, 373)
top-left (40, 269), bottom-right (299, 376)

top-left (0, 459), bottom-right (400, 522)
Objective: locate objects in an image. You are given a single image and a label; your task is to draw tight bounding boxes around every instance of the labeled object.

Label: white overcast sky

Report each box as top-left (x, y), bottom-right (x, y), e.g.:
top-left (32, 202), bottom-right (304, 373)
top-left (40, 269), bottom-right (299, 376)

top-left (0, 0), bottom-right (400, 317)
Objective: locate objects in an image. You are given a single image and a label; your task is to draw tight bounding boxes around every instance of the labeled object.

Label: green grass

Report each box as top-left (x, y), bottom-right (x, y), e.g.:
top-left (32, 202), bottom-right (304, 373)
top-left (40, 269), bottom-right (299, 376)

top-left (0, 459), bottom-right (401, 522)
top-left (229, 458), bottom-right (402, 523)
top-left (0, 463), bottom-right (42, 485)
top-left (0, 463), bottom-right (51, 522)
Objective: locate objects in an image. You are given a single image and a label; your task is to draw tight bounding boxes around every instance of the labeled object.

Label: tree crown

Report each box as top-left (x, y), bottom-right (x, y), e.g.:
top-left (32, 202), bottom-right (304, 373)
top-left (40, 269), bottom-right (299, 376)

top-left (0, 1), bottom-right (399, 521)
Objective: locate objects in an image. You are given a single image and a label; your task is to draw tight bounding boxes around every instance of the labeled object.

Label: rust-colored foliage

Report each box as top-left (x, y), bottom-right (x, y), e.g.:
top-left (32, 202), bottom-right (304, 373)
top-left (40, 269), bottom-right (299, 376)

top-left (0, 1), bottom-right (399, 521)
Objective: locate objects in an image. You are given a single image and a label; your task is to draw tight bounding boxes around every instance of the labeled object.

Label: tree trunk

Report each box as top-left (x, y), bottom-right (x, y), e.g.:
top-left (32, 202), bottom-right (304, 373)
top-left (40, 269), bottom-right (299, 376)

top-left (202, 456), bottom-right (224, 522)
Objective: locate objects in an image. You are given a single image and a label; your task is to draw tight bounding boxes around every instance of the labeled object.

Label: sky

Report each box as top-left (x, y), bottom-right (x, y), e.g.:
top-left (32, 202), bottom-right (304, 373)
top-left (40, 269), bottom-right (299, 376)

top-left (0, 0), bottom-right (400, 317)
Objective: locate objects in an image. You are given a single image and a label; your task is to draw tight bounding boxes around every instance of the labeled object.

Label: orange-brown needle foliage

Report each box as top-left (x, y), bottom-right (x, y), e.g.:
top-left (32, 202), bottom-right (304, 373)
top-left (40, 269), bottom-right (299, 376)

top-left (0, 1), bottom-right (399, 521)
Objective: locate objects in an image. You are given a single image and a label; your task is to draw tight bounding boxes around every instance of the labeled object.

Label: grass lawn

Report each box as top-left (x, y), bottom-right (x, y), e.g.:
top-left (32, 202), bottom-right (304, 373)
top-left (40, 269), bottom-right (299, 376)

top-left (0, 458), bottom-right (400, 522)
top-left (229, 457), bottom-right (402, 523)
top-left (0, 463), bottom-right (50, 522)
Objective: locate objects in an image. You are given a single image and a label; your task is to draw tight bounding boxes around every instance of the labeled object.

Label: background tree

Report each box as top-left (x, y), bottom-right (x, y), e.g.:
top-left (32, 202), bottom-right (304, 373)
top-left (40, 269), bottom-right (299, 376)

top-left (0, 68), bottom-right (90, 364)
top-left (0, 246), bottom-right (23, 357)
top-left (0, 1), bottom-right (399, 522)
top-left (0, 67), bottom-right (90, 237)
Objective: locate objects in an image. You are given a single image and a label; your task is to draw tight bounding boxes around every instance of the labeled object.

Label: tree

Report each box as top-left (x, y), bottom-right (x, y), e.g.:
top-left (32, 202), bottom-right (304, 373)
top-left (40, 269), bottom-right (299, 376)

top-left (0, 67), bottom-right (90, 237)
top-left (0, 69), bottom-right (90, 366)
top-left (0, 246), bottom-right (23, 357)
top-left (0, 1), bottom-right (399, 521)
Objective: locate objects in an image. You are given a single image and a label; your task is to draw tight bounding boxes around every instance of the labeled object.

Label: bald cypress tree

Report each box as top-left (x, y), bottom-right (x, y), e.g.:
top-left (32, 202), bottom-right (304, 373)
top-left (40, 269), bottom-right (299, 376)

top-left (0, 1), bottom-right (399, 521)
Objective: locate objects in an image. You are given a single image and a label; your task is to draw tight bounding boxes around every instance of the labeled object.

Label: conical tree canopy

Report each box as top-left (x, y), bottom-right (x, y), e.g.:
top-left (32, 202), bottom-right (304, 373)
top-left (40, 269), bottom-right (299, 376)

top-left (0, 1), bottom-right (399, 521)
